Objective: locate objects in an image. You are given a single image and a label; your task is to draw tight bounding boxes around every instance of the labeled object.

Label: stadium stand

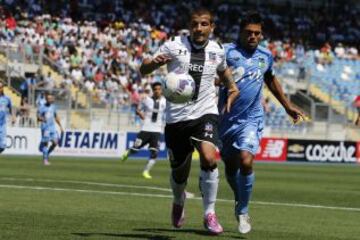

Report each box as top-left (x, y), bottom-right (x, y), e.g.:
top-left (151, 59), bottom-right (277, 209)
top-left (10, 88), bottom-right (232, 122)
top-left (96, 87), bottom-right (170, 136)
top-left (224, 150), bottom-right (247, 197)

top-left (0, 0), bottom-right (359, 138)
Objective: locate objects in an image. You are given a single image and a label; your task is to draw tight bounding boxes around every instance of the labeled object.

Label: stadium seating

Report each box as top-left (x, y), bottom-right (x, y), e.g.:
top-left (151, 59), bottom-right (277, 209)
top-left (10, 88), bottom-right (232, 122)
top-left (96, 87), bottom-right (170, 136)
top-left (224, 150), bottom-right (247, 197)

top-left (306, 57), bottom-right (359, 122)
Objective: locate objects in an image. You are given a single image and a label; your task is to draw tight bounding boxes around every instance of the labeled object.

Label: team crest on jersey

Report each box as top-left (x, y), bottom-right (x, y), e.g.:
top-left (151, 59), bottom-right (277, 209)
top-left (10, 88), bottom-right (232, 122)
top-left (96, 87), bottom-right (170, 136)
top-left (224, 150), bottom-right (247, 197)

top-left (208, 52), bottom-right (217, 62)
top-left (204, 122), bottom-right (213, 132)
top-left (258, 57), bottom-right (266, 69)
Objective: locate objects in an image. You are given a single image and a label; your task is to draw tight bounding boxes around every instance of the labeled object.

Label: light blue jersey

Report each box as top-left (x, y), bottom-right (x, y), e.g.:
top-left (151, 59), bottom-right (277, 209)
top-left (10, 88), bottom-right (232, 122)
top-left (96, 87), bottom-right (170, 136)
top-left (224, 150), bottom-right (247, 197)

top-left (0, 95), bottom-right (12, 126)
top-left (38, 103), bottom-right (58, 142)
top-left (0, 95), bottom-right (12, 149)
top-left (219, 43), bottom-right (274, 156)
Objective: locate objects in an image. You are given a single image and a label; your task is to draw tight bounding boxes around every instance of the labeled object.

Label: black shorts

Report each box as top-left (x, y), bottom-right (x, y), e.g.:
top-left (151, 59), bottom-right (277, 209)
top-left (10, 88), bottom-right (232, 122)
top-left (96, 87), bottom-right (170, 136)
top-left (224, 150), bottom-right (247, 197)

top-left (165, 114), bottom-right (219, 168)
top-left (131, 131), bottom-right (160, 151)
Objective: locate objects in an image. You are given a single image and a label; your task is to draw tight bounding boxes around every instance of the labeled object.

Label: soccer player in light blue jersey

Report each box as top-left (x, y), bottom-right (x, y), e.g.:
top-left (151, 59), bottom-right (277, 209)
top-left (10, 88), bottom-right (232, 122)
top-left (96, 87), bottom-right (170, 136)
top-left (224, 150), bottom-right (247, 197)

top-left (37, 92), bottom-right (64, 165)
top-left (0, 82), bottom-right (15, 153)
top-left (218, 12), bottom-right (304, 234)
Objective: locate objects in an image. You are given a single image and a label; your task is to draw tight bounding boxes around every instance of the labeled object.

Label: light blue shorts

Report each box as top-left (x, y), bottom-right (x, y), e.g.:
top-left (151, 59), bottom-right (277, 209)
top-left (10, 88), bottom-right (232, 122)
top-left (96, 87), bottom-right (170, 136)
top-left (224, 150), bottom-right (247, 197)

top-left (41, 128), bottom-right (59, 143)
top-left (220, 118), bottom-right (264, 157)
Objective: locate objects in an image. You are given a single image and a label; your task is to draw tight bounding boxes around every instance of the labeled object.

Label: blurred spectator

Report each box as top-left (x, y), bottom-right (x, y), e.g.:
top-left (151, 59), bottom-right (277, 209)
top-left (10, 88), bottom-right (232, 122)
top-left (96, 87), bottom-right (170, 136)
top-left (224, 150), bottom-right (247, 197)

top-left (36, 91), bottom-right (46, 107)
top-left (17, 97), bottom-right (35, 127)
top-left (20, 73), bottom-right (36, 102)
top-left (262, 97), bottom-right (275, 119)
top-left (353, 96), bottom-right (360, 126)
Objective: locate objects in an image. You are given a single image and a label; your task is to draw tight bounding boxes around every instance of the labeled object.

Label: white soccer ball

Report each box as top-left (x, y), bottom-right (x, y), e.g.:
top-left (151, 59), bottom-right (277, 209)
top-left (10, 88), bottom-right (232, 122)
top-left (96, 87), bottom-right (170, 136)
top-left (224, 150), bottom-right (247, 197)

top-left (163, 72), bottom-right (195, 104)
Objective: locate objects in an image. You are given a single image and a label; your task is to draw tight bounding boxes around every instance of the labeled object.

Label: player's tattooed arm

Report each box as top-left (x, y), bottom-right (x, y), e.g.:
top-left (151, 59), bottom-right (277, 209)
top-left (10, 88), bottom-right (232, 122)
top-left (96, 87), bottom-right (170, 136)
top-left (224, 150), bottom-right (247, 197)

top-left (218, 68), bottom-right (240, 112)
top-left (140, 55), bottom-right (171, 75)
top-left (264, 73), bottom-right (305, 123)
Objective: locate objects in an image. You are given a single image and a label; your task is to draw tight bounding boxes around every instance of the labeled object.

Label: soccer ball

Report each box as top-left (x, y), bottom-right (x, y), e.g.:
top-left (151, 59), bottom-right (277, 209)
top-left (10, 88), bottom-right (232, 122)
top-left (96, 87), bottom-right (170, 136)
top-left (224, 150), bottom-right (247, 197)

top-left (162, 72), bottom-right (196, 104)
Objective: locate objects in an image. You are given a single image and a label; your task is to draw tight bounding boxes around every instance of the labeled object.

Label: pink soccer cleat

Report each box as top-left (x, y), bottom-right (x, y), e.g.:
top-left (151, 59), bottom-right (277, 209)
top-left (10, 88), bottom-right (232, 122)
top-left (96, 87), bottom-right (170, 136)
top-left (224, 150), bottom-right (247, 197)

top-left (203, 213), bottom-right (223, 235)
top-left (43, 159), bottom-right (51, 166)
top-left (171, 202), bottom-right (185, 228)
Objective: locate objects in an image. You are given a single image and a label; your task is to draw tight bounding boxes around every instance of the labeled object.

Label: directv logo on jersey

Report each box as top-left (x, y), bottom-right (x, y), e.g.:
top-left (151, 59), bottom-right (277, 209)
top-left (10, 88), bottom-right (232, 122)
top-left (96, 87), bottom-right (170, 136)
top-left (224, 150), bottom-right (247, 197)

top-left (188, 63), bottom-right (204, 72)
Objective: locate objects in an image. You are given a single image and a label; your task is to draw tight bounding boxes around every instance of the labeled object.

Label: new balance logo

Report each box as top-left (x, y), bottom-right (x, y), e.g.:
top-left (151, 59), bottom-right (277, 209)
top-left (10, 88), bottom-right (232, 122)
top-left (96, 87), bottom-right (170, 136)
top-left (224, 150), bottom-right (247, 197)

top-left (263, 140), bottom-right (285, 158)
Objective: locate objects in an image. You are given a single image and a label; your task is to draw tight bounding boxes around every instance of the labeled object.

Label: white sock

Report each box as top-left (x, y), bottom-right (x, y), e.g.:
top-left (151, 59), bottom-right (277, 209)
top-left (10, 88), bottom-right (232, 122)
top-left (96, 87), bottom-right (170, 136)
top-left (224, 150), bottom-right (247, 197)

top-left (170, 174), bottom-right (186, 206)
top-left (199, 168), bottom-right (219, 216)
top-left (144, 159), bottom-right (156, 172)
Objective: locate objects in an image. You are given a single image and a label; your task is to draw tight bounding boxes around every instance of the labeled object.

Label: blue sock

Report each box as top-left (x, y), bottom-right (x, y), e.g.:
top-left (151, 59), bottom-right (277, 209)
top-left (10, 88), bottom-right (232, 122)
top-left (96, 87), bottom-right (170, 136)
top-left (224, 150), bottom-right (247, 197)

top-left (42, 146), bottom-right (49, 160)
top-left (236, 171), bottom-right (255, 215)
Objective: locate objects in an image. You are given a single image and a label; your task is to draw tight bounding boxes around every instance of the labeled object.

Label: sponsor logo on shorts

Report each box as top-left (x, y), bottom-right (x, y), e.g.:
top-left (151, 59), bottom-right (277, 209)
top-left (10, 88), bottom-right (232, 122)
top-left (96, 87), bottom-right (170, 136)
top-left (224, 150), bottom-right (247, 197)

top-left (204, 122), bottom-right (213, 138)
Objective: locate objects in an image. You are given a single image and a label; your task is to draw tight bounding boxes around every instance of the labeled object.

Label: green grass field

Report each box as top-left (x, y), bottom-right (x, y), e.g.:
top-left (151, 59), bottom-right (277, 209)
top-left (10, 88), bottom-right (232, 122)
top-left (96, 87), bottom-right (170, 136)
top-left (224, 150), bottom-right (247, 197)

top-left (0, 156), bottom-right (359, 240)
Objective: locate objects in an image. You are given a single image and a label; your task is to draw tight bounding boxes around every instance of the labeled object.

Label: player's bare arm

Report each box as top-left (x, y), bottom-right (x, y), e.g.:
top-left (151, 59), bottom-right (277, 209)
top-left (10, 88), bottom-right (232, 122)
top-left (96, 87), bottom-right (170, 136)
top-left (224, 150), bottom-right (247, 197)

top-left (218, 68), bottom-right (240, 112)
top-left (55, 114), bottom-right (64, 133)
top-left (264, 73), bottom-right (304, 122)
top-left (9, 107), bottom-right (15, 125)
top-left (140, 54), bottom-right (172, 75)
top-left (37, 114), bottom-right (45, 122)
top-left (135, 108), bottom-right (145, 120)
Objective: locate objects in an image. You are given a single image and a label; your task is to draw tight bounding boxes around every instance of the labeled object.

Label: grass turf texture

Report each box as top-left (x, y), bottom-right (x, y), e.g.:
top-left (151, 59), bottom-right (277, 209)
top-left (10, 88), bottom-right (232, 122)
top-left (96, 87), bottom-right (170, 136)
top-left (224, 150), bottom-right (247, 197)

top-left (0, 156), bottom-right (359, 240)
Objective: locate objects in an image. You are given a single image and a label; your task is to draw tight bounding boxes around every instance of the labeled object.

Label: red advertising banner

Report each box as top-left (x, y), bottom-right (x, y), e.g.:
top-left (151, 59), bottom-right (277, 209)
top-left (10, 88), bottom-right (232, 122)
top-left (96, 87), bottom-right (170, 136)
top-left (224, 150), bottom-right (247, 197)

top-left (357, 142), bottom-right (360, 163)
top-left (255, 138), bottom-right (288, 162)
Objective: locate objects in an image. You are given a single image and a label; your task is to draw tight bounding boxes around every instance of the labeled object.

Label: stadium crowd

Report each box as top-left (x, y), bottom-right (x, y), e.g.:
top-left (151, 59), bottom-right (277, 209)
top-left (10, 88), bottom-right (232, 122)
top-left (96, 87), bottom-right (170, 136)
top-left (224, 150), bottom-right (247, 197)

top-left (0, 1), bottom-right (359, 110)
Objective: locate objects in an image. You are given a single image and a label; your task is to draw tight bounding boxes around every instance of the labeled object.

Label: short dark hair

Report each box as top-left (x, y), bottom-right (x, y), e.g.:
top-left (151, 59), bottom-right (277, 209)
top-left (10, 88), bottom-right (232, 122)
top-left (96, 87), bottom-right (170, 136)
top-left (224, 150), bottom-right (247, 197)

top-left (44, 91), bottom-right (53, 96)
top-left (190, 8), bottom-right (214, 24)
top-left (240, 11), bottom-right (263, 31)
top-left (151, 82), bottom-right (162, 89)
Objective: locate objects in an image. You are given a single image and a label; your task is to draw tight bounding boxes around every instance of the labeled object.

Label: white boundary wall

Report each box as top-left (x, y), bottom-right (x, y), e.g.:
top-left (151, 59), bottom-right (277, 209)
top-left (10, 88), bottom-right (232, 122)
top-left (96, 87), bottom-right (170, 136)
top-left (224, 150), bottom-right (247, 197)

top-left (4, 127), bottom-right (126, 158)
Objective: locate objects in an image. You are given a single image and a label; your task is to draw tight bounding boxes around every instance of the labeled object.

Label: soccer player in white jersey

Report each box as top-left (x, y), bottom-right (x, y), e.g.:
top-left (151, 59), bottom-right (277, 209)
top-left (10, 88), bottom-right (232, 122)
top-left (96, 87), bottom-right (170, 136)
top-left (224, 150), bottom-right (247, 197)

top-left (120, 82), bottom-right (166, 179)
top-left (0, 82), bottom-right (15, 153)
top-left (140, 8), bottom-right (239, 234)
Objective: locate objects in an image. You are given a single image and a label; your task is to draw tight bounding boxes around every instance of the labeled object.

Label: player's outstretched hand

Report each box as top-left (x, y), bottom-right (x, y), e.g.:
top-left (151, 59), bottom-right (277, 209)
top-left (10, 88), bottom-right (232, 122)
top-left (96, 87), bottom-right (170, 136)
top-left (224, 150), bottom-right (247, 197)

top-left (226, 89), bottom-right (240, 113)
top-left (286, 106), bottom-right (307, 124)
top-left (152, 54), bottom-right (172, 66)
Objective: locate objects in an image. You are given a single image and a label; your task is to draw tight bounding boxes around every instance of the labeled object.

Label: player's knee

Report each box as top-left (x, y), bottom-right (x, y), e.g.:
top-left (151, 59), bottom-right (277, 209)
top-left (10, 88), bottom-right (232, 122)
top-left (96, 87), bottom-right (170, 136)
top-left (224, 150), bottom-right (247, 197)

top-left (150, 149), bottom-right (158, 159)
top-left (39, 142), bottom-right (47, 151)
top-left (169, 151), bottom-right (192, 183)
top-left (200, 151), bottom-right (217, 169)
top-left (172, 171), bottom-right (188, 184)
top-left (239, 152), bottom-right (254, 174)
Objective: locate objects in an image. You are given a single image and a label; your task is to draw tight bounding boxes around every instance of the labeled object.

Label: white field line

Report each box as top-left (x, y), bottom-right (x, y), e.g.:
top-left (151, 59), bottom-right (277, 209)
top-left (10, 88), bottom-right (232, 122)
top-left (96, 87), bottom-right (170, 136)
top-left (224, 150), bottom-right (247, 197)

top-left (0, 183), bottom-right (360, 213)
top-left (0, 177), bottom-right (172, 192)
top-left (0, 177), bottom-right (195, 199)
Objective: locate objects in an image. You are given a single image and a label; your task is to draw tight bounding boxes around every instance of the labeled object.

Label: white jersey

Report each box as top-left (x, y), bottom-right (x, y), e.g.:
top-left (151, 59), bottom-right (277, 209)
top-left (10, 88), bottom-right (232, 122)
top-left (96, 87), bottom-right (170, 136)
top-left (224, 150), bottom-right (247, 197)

top-left (155, 35), bottom-right (227, 123)
top-left (140, 95), bottom-right (166, 133)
